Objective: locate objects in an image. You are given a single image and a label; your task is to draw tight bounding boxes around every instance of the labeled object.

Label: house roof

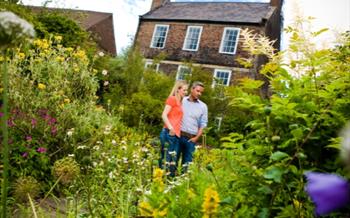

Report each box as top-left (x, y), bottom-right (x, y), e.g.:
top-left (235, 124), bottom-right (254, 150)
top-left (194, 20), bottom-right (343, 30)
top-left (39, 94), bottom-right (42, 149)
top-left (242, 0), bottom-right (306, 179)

top-left (141, 2), bottom-right (276, 24)
top-left (28, 6), bottom-right (117, 55)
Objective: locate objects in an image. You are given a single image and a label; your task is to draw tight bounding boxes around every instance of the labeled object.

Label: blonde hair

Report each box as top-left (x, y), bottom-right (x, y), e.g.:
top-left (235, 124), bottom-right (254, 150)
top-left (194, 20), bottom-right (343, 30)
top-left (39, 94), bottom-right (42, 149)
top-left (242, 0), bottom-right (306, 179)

top-left (169, 80), bottom-right (188, 100)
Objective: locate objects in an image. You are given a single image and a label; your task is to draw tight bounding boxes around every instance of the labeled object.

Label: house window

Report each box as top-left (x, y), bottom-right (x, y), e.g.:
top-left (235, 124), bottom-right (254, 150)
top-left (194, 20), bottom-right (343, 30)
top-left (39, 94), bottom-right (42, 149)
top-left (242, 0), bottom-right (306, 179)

top-left (183, 26), bottom-right (203, 51)
top-left (176, 65), bottom-right (191, 80)
top-left (150, 25), bottom-right (169, 49)
top-left (219, 27), bottom-right (240, 54)
top-left (145, 60), bottom-right (160, 72)
top-left (213, 69), bottom-right (232, 86)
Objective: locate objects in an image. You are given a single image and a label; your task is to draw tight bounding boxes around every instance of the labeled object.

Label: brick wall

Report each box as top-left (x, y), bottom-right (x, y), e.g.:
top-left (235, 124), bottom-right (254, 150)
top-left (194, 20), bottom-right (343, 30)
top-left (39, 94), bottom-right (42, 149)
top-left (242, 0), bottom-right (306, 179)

top-left (135, 21), bottom-right (265, 67)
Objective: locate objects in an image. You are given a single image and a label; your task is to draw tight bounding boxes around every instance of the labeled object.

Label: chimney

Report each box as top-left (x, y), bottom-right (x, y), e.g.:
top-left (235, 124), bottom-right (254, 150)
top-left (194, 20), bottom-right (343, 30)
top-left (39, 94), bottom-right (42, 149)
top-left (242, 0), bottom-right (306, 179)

top-left (151, 0), bottom-right (169, 11)
top-left (270, 0), bottom-right (283, 10)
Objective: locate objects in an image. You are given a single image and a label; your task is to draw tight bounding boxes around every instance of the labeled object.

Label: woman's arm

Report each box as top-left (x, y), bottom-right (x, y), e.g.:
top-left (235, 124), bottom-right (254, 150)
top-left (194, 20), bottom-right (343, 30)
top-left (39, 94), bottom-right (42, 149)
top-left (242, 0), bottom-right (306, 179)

top-left (162, 105), bottom-right (175, 135)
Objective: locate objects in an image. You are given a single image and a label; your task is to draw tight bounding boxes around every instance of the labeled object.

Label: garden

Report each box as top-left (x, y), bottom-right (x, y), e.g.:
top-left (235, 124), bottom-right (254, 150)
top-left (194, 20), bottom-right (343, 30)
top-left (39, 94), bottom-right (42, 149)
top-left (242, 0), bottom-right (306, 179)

top-left (1, 2), bottom-right (350, 218)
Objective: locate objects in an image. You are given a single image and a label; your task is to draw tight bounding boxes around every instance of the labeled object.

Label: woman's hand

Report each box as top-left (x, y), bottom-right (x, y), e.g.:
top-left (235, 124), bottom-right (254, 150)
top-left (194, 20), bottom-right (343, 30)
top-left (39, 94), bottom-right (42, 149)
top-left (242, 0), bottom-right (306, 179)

top-left (169, 128), bottom-right (176, 136)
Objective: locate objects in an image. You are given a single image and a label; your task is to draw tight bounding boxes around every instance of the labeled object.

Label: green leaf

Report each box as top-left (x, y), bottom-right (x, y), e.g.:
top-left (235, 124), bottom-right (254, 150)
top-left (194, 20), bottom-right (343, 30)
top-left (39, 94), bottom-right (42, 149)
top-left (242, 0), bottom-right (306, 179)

top-left (263, 166), bottom-right (284, 183)
top-left (270, 151), bottom-right (290, 161)
top-left (220, 196), bottom-right (234, 205)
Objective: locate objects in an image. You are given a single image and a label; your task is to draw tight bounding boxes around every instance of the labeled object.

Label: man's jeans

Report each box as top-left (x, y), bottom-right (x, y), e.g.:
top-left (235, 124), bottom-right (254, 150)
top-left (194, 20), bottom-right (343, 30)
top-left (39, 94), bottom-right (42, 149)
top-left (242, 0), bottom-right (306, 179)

top-left (159, 128), bottom-right (179, 177)
top-left (178, 135), bottom-right (196, 173)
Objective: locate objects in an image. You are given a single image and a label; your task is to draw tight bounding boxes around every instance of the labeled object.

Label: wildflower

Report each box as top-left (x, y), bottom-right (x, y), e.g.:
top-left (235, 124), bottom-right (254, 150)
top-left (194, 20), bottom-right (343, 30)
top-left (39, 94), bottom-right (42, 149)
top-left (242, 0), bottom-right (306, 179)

top-left (25, 135), bottom-right (32, 141)
top-left (111, 139), bottom-right (117, 145)
top-left (67, 128), bottom-right (74, 136)
top-left (54, 35), bottom-right (62, 41)
top-left (22, 152), bottom-right (28, 158)
top-left (66, 47), bottom-right (73, 52)
top-left (153, 168), bottom-right (164, 187)
top-left (93, 145), bottom-right (99, 150)
top-left (51, 126), bottom-right (57, 135)
top-left (305, 172), bottom-right (350, 215)
top-left (109, 171), bottom-right (115, 179)
top-left (102, 69), bottom-right (108, 76)
top-left (103, 81), bottom-right (109, 86)
top-left (31, 118), bottom-right (37, 127)
top-left (77, 145), bottom-right (87, 149)
top-left (37, 83), bottom-right (46, 90)
top-left (68, 154), bottom-right (75, 157)
top-left (98, 51), bottom-right (104, 57)
top-left (121, 145), bottom-right (127, 150)
top-left (122, 157), bottom-right (128, 163)
top-left (55, 56), bottom-right (64, 62)
top-left (139, 201), bottom-right (153, 216)
top-left (18, 52), bottom-right (25, 59)
top-left (37, 147), bottom-right (47, 153)
top-left (202, 186), bottom-right (220, 218)
top-left (64, 98), bottom-right (70, 103)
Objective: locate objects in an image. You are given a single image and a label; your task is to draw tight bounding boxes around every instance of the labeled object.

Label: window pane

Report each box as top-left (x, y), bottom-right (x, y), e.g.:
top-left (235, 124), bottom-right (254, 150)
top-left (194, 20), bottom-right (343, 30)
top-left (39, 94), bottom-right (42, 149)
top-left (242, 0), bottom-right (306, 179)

top-left (215, 70), bottom-right (230, 86)
top-left (177, 67), bottom-right (191, 80)
top-left (184, 27), bottom-right (201, 50)
top-left (222, 29), bottom-right (239, 54)
top-left (152, 26), bottom-right (168, 48)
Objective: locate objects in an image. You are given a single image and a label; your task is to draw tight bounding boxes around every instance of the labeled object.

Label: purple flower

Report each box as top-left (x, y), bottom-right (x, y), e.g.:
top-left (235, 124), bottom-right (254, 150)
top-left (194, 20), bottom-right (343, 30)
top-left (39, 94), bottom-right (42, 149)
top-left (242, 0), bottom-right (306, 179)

top-left (31, 118), bottom-right (37, 127)
top-left (7, 118), bottom-right (15, 127)
top-left (51, 126), bottom-right (57, 135)
top-left (22, 152), bottom-right (28, 158)
top-left (26, 135), bottom-right (32, 141)
top-left (36, 147), bottom-right (47, 153)
top-left (305, 172), bottom-right (350, 215)
top-left (0, 112), bottom-right (3, 117)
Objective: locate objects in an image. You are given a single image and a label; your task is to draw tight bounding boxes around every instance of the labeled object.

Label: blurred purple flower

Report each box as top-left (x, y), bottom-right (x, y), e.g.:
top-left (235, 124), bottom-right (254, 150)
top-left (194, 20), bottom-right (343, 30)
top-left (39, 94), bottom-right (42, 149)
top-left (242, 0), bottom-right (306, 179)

top-left (36, 147), bottom-right (47, 153)
top-left (51, 126), bottom-right (57, 135)
top-left (31, 118), bottom-right (37, 127)
top-left (7, 118), bottom-right (15, 127)
top-left (0, 112), bottom-right (3, 117)
top-left (22, 152), bottom-right (28, 158)
top-left (26, 135), bottom-right (32, 141)
top-left (305, 172), bottom-right (350, 215)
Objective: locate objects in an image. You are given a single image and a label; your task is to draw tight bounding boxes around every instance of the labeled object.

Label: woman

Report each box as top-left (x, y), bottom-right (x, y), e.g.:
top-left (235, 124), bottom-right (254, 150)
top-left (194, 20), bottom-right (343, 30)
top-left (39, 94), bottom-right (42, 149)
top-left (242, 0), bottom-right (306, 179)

top-left (159, 80), bottom-right (188, 177)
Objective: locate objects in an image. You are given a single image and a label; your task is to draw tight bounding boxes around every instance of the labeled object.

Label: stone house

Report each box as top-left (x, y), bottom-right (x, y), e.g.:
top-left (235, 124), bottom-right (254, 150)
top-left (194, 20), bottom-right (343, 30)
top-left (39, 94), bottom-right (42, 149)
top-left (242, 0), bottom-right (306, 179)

top-left (135, 0), bottom-right (283, 87)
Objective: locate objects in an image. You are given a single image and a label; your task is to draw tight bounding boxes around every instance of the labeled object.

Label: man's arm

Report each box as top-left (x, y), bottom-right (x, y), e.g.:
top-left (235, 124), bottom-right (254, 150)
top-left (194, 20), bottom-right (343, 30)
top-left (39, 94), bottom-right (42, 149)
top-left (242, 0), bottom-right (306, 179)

top-left (190, 104), bottom-right (208, 143)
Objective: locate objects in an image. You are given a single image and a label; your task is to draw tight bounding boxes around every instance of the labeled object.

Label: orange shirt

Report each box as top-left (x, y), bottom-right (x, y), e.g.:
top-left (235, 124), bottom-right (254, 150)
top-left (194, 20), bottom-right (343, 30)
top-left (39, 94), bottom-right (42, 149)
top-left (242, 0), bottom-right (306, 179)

top-left (165, 96), bottom-right (183, 137)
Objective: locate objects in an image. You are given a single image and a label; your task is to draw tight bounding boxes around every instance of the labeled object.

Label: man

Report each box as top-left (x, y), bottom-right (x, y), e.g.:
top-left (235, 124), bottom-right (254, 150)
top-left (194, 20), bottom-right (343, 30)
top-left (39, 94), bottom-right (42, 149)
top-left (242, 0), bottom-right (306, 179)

top-left (179, 81), bottom-right (208, 172)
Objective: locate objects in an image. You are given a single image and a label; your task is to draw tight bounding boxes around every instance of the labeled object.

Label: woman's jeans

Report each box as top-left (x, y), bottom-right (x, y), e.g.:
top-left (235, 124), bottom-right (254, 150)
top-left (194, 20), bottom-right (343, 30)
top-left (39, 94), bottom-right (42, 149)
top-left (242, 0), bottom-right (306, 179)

top-left (159, 128), bottom-right (179, 177)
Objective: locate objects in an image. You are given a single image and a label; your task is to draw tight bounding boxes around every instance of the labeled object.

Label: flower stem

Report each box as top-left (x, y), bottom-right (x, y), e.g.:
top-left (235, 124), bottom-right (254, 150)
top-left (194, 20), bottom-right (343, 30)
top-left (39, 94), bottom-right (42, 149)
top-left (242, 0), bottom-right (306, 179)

top-left (1, 50), bottom-right (9, 218)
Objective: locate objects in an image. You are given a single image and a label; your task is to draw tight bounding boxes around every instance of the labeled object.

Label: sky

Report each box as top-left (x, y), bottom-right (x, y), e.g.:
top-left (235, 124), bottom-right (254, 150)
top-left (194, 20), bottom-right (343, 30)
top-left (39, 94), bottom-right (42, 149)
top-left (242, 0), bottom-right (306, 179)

top-left (21, 0), bottom-right (350, 54)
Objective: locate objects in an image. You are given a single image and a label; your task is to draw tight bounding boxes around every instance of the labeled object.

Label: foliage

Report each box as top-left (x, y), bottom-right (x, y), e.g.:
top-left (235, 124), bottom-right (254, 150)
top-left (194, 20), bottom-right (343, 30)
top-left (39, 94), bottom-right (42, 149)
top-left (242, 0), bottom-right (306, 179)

top-left (13, 176), bottom-right (40, 203)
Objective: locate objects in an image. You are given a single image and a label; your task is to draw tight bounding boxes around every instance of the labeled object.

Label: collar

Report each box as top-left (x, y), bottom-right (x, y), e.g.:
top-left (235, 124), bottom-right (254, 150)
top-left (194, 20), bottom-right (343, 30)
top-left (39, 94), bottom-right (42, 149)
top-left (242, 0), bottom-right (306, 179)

top-left (186, 96), bottom-right (199, 103)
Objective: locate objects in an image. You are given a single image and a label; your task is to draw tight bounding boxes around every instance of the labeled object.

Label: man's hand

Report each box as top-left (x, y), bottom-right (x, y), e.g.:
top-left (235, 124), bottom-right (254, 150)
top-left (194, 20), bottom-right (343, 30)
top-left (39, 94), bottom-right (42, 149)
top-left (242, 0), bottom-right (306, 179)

top-left (189, 137), bottom-right (199, 143)
top-left (169, 128), bottom-right (176, 136)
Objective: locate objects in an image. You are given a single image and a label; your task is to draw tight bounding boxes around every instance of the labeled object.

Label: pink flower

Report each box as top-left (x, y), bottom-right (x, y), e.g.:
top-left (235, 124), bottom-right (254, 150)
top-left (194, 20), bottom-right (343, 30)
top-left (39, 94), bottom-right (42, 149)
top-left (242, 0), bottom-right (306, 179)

top-left (37, 147), bottom-right (47, 153)
top-left (22, 152), bottom-right (28, 158)
top-left (31, 118), bottom-right (37, 127)
top-left (26, 135), bottom-right (32, 141)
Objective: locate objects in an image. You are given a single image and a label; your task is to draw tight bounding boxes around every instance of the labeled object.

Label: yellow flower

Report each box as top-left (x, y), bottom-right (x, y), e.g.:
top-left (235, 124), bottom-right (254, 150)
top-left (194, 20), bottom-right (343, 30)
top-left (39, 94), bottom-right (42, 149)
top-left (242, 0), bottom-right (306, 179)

top-left (54, 35), bottom-right (62, 41)
top-left (18, 53), bottom-right (25, 59)
top-left (153, 168), bottom-right (163, 182)
top-left (139, 201), bottom-right (153, 216)
top-left (55, 56), bottom-right (65, 62)
top-left (38, 83), bottom-right (46, 90)
top-left (0, 56), bottom-right (3, 61)
top-left (64, 98), bottom-right (70, 103)
top-left (153, 208), bottom-right (168, 217)
top-left (66, 47), bottom-right (74, 52)
top-left (202, 186), bottom-right (220, 218)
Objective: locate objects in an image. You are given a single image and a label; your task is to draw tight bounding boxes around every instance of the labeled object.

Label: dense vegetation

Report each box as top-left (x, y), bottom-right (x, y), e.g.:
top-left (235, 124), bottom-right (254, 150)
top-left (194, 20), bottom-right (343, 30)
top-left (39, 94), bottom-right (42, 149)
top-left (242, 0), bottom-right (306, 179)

top-left (0, 4), bottom-right (350, 217)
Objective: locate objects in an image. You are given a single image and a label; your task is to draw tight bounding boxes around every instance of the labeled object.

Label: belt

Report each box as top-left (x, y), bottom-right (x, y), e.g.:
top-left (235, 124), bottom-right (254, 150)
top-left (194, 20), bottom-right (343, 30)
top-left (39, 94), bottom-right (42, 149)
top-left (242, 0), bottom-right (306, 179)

top-left (180, 131), bottom-right (196, 139)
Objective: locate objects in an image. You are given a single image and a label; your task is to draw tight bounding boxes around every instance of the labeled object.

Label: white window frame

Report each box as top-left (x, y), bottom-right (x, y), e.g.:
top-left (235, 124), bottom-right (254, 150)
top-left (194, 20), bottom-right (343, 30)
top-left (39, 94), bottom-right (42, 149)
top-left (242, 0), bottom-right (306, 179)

top-left (176, 65), bottom-right (191, 80)
top-left (150, 24), bottom-right (169, 49)
top-left (182, 26), bottom-right (203, 51)
top-left (219, 27), bottom-right (240, 55)
top-left (212, 69), bottom-right (232, 87)
top-left (144, 60), bottom-right (160, 72)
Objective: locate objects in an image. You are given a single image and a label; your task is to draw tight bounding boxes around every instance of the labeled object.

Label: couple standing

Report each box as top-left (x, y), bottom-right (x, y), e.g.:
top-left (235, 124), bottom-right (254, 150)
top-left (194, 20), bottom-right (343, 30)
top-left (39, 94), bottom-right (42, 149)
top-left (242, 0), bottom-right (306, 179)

top-left (159, 81), bottom-right (208, 177)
